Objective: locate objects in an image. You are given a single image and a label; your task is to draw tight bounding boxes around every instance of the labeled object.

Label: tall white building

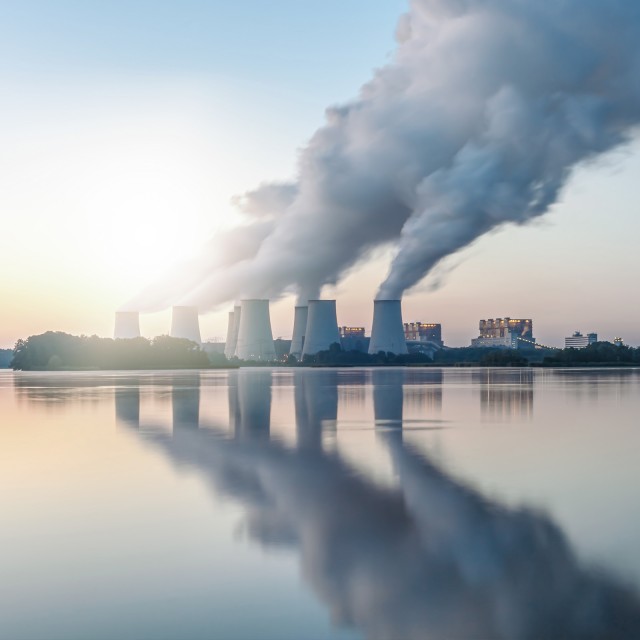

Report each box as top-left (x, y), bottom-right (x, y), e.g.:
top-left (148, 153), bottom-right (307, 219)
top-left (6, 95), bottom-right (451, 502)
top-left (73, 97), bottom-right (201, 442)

top-left (564, 331), bottom-right (598, 349)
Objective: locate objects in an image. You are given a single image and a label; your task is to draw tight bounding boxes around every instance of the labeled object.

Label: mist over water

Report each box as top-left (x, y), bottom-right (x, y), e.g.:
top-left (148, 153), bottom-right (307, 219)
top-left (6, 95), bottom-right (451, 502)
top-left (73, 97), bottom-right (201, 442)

top-left (2, 368), bottom-right (640, 639)
top-left (124, 0), bottom-right (640, 311)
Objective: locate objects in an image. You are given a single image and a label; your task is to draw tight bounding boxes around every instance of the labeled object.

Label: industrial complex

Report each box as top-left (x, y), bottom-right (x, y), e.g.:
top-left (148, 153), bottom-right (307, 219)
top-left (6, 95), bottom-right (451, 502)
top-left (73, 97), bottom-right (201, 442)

top-left (114, 303), bottom-right (614, 361)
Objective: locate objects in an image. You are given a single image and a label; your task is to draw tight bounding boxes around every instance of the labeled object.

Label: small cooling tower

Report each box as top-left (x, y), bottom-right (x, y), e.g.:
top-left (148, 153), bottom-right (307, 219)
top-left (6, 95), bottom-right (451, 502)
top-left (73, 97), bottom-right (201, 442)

top-left (170, 306), bottom-right (202, 345)
top-left (224, 310), bottom-right (236, 358)
top-left (230, 304), bottom-right (242, 358)
top-left (114, 311), bottom-right (141, 339)
top-left (235, 299), bottom-right (276, 361)
top-left (289, 306), bottom-right (309, 359)
top-left (302, 300), bottom-right (341, 358)
top-left (368, 299), bottom-right (408, 355)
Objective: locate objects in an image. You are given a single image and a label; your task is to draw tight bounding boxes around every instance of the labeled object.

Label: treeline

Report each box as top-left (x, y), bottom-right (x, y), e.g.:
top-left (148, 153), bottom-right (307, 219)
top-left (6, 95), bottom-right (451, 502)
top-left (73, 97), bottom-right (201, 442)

top-left (541, 342), bottom-right (640, 366)
top-left (0, 349), bottom-right (12, 368)
top-left (297, 343), bottom-right (433, 366)
top-left (11, 332), bottom-right (214, 371)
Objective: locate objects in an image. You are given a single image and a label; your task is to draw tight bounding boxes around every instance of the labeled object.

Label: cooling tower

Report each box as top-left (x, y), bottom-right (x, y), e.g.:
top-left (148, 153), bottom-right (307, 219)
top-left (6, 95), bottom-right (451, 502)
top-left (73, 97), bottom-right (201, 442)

top-left (368, 299), bottom-right (408, 355)
top-left (301, 299), bottom-right (341, 358)
top-left (224, 310), bottom-right (236, 358)
top-left (289, 306), bottom-right (309, 359)
top-left (114, 311), bottom-right (141, 339)
top-left (170, 306), bottom-right (202, 344)
top-left (235, 299), bottom-right (276, 361)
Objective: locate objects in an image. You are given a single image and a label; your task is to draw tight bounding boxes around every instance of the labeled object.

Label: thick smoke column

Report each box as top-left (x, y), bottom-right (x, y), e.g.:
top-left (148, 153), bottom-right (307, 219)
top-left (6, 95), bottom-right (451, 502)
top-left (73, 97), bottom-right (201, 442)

top-left (131, 0), bottom-right (640, 309)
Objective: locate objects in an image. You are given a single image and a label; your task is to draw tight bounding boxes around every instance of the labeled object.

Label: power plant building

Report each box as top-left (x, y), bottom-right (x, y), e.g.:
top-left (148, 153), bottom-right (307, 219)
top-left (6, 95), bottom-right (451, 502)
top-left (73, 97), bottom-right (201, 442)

top-left (564, 331), bottom-right (598, 349)
top-left (471, 318), bottom-right (535, 349)
top-left (339, 326), bottom-right (369, 353)
top-left (404, 322), bottom-right (444, 348)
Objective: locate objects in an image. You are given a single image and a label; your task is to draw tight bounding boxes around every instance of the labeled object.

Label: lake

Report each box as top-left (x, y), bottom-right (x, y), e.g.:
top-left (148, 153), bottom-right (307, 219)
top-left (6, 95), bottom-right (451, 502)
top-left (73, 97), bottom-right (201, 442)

top-left (2, 367), bottom-right (640, 639)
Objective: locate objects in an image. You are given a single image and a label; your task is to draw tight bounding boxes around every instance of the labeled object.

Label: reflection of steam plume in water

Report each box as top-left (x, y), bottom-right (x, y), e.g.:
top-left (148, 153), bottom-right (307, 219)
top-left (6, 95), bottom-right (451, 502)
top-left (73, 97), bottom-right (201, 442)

top-left (117, 371), bottom-right (640, 640)
top-left (124, 1), bottom-right (640, 310)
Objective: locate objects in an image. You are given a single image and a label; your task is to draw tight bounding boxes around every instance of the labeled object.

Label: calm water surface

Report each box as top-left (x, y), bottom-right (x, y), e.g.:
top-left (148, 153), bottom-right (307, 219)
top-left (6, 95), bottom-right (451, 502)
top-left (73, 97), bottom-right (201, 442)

top-left (2, 367), bottom-right (640, 639)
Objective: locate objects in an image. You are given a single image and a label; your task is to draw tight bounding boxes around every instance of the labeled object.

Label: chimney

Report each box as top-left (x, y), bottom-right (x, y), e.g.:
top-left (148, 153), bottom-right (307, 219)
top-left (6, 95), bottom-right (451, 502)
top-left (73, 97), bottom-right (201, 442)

top-left (302, 299), bottom-right (341, 358)
top-left (289, 305), bottom-right (309, 359)
top-left (368, 300), bottom-right (408, 355)
top-left (170, 306), bottom-right (202, 344)
top-left (235, 299), bottom-right (276, 361)
top-left (114, 311), bottom-right (141, 339)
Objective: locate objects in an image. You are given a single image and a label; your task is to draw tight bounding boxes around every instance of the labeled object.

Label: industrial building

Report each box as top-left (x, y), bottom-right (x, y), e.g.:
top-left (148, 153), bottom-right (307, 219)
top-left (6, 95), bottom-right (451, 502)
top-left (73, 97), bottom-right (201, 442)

top-left (404, 322), bottom-right (444, 348)
top-left (565, 331), bottom-right (598, 349)
top-left (471, 318), bottom-right (535, 349)
top-left (339, 326), bottom-right (369, 353)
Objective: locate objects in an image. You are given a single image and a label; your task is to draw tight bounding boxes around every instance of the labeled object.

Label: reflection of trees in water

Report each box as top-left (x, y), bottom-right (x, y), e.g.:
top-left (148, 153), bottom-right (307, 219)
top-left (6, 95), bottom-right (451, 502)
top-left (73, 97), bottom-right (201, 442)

top-left (113, 370), bottom-right (640, 640)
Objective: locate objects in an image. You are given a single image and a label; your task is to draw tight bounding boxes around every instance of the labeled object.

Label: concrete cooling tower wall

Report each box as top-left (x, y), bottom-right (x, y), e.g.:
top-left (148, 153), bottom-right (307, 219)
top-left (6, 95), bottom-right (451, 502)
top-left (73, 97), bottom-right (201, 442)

top-left (114, 311), bottom-right (141, 339)
top-left (235, 299), bottom-right (276, 361)
top-left (170, 306), bottom-right (202, 345)
top-left (368, 300), bottom-right (408, 355)
top-left (302, 300), bottom-right (340, 358)
top-left (289, 306), bottom-right (309, 359)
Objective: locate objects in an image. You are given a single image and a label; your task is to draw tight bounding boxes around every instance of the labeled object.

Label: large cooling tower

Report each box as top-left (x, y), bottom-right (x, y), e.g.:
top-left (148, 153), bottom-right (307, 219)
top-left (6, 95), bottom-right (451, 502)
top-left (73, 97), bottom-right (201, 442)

top-left (289, 305), bottom-right (309, 359)
top-left (170, 306), bottom-right (202, 345)
top-left (235, 299), bottom-right (276, 361)
top-left (301, 299), bottom-right (341, 358)
top-left (368, 299), bottom-right (408, 355)
top-left (114, 311), bottom-right (141, 339)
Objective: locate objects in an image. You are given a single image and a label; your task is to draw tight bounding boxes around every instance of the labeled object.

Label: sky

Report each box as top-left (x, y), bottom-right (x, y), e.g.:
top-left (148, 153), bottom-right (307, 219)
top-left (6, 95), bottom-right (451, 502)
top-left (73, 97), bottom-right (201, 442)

top-left (1, 0), bottom-right (639, 349)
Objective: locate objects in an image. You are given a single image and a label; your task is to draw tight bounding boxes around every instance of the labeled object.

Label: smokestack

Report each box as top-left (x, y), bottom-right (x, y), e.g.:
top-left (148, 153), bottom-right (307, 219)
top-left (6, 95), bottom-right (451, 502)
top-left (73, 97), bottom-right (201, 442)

top-left (114, 311), bottom-right (140, 339)
top-left (170, 306), bottom-right (202, 344)
top-left (368, 300), bottom-right (408, 355)
top-left (289, 306), bottom-right (309, 359)
top-left (302, 300), bottom-right (341, 358)
top-left (235, 300), bottom-right (276, 361)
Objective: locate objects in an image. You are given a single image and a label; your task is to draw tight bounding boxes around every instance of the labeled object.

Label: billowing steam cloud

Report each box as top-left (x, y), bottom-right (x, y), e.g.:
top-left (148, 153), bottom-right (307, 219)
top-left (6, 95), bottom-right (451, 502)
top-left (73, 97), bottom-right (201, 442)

top-left (129, 0), bottom-right (640, 310)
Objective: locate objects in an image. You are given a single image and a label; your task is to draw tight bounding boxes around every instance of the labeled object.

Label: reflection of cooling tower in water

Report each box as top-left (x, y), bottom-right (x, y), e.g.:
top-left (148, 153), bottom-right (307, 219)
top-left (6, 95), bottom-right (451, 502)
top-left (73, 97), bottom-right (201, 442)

top-left (170, 306), bottom-right (202, 344)
top-left (294, 370), bottom-right (338, 450)
top-left (114, 311), bottom-right (141, 339)
top-left (224, 305), bottom-right (242, 358)
top-left (368, 300), bottom-right (408, 355)
top-left (372, 369), bottom-right (405, 428)
top-left (172, 376), bottom-right (201, 431)
top-left (115, 387), bottom-right (140, 428)
top-left (228, 370), bottom-right (272, 440)
top-left (289, 306), bottom-right (309, 360)
top-left (235, 300), bottom-right (276, 361)
top-left (302, 300), bottom-right (340, 358)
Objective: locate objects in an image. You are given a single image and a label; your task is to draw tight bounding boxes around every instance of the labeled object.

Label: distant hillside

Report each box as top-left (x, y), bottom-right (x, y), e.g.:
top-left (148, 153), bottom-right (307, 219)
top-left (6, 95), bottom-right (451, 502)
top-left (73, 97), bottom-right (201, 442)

top-left (0, 349), bottom-right (12, 368)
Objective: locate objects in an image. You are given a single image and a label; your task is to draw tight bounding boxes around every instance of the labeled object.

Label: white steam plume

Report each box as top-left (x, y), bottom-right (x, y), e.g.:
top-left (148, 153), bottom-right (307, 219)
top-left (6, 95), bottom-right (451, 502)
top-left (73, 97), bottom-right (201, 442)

top-left (132, 0), bottom-right (640, 310)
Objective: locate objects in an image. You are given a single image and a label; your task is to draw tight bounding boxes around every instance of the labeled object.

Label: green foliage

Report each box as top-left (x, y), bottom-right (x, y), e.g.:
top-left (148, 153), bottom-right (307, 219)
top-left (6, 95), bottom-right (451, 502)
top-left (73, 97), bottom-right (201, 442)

top-left (11, 332), bottom-right (212, 371)
top-left (542, 342), bottom-right (640, 366)
top-left (0, 349), bottom-right (12, 368)
top-left (301, 344), bottom-right (433, 366)
top-left (479, 349), bottom-right (529, 367)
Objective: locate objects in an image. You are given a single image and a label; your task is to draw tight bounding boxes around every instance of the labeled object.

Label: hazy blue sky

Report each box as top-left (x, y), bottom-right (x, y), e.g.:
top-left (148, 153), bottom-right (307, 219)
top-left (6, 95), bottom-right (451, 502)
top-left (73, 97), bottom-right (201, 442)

top-left (1, 0), bottom-right (638, 348)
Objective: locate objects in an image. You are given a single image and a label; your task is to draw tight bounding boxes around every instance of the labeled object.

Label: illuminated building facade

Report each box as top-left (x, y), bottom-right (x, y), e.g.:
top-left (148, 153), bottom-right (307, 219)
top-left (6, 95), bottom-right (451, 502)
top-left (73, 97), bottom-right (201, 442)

top-left (564, 331), bottom-right (597, 349)
top-left (403, 323), bottom-right (444, 347)
top-left (471, 318), bottom-right (535, 349)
